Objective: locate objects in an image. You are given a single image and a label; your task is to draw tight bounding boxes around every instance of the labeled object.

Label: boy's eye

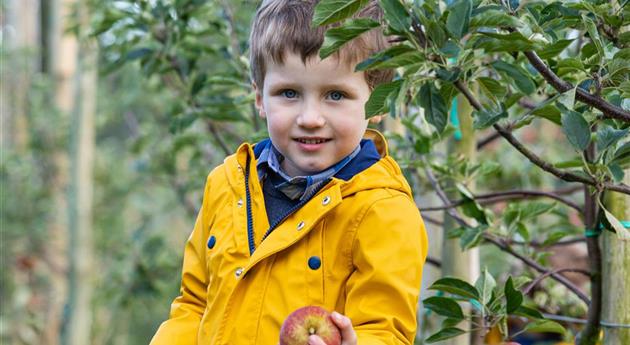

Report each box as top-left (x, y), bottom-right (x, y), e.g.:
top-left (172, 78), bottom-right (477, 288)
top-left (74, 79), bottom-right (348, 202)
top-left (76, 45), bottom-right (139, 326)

top-left (328, 91), bottom-right (344, 101)
top-left (282, 89), bottom-right (298, 98)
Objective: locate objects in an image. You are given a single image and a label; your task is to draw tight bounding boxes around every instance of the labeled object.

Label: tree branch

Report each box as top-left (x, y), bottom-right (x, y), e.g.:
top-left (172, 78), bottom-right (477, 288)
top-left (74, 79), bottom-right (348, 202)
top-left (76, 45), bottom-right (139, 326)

top-left (419, 187), bottom-right (582, 213)
top-left (523, 268), bottom-right (591, 295)
top-left (421, 161), bottom-right (591, 304)
top-left (420, 213), bottom-right (444, 226)
top-left (522, 50), bottom-right (630, 122)
top-left (453, 80), bottom-right (630, 196)
top-left (207, 121), bottom-right (231, 156)
top-left (426, 256), bottom-right (442, 268)
top-left (507, 237), bottom-right (585, 248)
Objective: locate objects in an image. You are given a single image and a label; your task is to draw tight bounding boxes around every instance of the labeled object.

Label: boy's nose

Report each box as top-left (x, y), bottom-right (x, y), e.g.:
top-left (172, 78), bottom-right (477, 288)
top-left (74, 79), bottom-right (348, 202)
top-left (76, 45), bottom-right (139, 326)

top-left (296, 101), bottom-right (326, 128)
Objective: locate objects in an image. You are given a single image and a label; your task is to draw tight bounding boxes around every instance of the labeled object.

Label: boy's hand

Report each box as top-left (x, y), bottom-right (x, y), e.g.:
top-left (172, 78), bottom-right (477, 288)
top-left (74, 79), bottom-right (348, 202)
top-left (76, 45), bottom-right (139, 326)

top-left (307, 312), bottom-right (356, 345)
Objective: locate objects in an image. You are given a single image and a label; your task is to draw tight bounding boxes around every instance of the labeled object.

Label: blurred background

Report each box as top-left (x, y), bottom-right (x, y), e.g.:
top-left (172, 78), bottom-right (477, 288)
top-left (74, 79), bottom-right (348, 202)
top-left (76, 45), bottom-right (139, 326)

top-left (1, 0), bottom-right (598, 344)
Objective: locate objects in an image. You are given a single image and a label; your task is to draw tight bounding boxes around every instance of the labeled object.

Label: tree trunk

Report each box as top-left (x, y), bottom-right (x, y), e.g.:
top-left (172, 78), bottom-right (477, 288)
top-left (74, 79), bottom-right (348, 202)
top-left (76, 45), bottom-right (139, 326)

top-left (40, 0), bottom-right (80, 342)
top-left (62, 2), bottom-right (97, 344)
top-left (442, 95), bottom-right (480, 345)
top-left (1, 0), bottom-right (38, 152)
top-left (601, 170), bottom-right (630, 344)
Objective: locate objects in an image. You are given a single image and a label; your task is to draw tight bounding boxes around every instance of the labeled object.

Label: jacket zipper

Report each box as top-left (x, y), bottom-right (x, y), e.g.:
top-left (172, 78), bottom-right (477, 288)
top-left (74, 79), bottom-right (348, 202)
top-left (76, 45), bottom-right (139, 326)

top-left (245, 158), bottom-right (256, 256)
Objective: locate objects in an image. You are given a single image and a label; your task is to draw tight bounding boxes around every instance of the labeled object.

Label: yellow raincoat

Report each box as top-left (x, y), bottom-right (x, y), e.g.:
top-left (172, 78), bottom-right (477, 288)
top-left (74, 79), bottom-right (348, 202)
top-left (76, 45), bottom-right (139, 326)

top-left (151, 130), bottom-right (428, 345)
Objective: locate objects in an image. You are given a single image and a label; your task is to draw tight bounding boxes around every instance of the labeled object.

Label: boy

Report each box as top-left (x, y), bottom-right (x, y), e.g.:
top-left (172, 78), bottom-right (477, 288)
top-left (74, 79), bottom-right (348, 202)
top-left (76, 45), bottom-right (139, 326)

top-left (151, 1), bottom-right (428, 344)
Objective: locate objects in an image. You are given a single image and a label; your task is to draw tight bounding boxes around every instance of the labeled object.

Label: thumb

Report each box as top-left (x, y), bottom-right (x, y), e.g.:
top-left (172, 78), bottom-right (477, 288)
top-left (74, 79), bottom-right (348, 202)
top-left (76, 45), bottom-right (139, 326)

top-left (330, 312), bottom-right (357, 344)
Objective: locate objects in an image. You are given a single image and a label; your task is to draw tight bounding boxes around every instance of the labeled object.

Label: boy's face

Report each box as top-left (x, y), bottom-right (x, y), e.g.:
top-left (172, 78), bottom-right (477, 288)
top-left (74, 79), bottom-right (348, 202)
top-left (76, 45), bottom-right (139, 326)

top-left (254, 52), bottom-right (378, 177)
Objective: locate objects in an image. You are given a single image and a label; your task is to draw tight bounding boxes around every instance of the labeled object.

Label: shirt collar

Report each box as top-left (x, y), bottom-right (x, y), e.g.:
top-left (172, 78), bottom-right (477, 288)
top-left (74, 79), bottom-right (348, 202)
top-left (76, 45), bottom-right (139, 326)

top-left (256, 140), bottom-right (361, 200)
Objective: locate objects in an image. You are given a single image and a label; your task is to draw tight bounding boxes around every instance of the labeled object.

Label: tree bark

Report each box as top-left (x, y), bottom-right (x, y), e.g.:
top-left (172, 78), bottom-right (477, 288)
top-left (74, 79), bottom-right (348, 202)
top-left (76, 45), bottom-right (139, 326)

top-left (602, 170), bottom-right (630, 344)
top-left (40, 0), bottom-right (79, 342)
top-left (62, 2), bottom-right (97, 344)
top-left (442, 95), bottom-right (480, 345)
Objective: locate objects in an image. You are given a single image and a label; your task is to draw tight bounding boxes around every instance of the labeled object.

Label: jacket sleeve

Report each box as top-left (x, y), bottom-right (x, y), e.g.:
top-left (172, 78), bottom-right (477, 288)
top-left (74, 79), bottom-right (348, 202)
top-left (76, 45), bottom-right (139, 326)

top-left (345, 193), bottom-right (428, 345)
top-left (150, 175), bottom-right (212, 345)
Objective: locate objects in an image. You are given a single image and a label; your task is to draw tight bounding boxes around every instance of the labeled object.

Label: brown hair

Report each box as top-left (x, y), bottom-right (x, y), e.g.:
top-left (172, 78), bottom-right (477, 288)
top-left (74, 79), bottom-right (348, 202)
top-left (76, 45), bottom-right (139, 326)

top-left (249, 0), bottom-right (394, 90)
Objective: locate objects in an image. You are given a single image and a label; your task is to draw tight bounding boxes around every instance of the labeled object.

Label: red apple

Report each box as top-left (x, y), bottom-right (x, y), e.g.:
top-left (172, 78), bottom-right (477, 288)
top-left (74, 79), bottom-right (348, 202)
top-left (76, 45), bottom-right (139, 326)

top-left (279, 306), bottom-right (342, 345)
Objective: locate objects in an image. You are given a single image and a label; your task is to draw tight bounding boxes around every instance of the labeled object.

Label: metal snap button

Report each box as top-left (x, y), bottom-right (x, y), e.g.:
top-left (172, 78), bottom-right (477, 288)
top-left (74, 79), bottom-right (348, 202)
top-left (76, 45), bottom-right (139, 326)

top-left (322, 196), bottom-right (331, 205)
top-left (237, 198), bottom-right (243, 208)
top-left (297, 221), bottom-right (305, 230)
top-left (235, 267), bottom-right (244, 277)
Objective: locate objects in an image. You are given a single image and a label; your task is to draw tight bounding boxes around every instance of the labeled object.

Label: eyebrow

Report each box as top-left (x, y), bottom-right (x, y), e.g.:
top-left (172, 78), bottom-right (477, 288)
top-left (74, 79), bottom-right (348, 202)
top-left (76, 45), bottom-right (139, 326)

top-left (268, 81), bottom-right (360, 93)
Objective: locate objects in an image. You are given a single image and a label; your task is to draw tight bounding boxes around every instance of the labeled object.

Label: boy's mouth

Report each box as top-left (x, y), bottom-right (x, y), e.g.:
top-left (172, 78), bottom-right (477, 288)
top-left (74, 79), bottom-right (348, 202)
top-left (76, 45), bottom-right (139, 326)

top-left (294, 137), bottom-right (331, 145)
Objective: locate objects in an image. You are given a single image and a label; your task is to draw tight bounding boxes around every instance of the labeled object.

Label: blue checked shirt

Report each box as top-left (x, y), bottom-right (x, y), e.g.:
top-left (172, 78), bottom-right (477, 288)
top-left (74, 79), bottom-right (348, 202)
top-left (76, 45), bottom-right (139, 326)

top-left (256, 140), bottom-right (361, 201)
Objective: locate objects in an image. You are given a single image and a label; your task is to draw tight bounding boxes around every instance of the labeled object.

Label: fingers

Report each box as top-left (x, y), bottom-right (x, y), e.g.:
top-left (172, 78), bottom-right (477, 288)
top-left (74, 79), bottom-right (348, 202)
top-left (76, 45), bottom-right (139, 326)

top-left (308, 335), bottom-right (327, 345)
top-left (330, 312), bottom-right (357, 345)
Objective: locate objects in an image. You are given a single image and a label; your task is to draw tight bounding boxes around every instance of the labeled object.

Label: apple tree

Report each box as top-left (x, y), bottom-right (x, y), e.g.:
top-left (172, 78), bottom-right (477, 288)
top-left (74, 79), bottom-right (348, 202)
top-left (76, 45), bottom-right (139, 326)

top-left (313, 0), bottom-right (630, 344)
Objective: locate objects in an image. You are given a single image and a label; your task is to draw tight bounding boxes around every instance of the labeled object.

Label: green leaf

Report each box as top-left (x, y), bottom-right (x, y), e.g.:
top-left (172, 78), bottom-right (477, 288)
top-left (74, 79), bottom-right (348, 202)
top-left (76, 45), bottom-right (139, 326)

top-left (537, 39), bottom-right (574, 59)
top-left (504, 277), bottom-right (523, 314)
top-left (446, 0), bottom-right (472, 39)
top-left (426, 327), bottom-right (467, 343)
top-left (312, 0), bottom-right (368, 26)
top-left (608, 164), bottom-right (625, 182)
top-left (474, 32), bottom-right (539, 53)
top-left (597, 126), bottom-right (629, 152)
top-left (491, 61), bottom-right (536, 95)
top-left (521, 202), bottom-right (555, 219)
top-left (419, 83), bottom-right (448, 132)
top-left (583, 16), bottom-right (604, 64)
top-left (515, 305), bottom-right (544, 319)
top-left (475, 268), bottom-right (496, 305)
top-left (429, 277), bottom-right (480, 300)
top-left (365, 80), bottom-right (403, 118)
top-left (190, 73), bottom-right (207, 97)
top-left (532, 105), bottom-right (561, 125)
top-left (320, 18), bottom-right (380, 59)
top-left (470, 10), bottom-right (521, 28)
top-left (601, 205), bottom-right (630, 240)
top-left (561, 110), bottom-right (591, 151)
top-left (557, 87), bottom-right (576, 110)
top-left (423, 296), bottom-right (465, 319)
top-left (473, 107), bottom-right (508, 129)
top-left (425, 18), bottom-right (447, 48)
top-left (126, 47), bottom-right (154, 61)
top-left (523, 319), bottom-right (566, 335)
top-left (477, 77), bottom-right (507, 101)
top-left (611, 141), bottom-right (630, 167)
top-left (442, 318), bottom-right (462, 328)
top-left (378, 0), bottom-right (410, 33)
top-left (459, 226), bottom-right (485, 250)
top-left (619, 31), bottom-right (630, 46)
top-left (355, 45), bottom-right (417, 71)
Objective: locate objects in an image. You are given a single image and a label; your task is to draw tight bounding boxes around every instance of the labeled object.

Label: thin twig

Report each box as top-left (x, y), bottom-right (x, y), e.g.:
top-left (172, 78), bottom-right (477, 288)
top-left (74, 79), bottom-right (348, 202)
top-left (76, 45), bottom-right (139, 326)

top-left (540, 313), bottom-right (630, 329)
top-left (207, 121), bottom-right (231, 156)
top-left (421, 161), bottom-right (591, 304)
top-left (523, 268), bottom-right (591, 295)
top-left (522, 50), bottom-right (630, 122)
top-left (507, 237), bottom-right (585, 248)
top-left (420, 213), bottom-right (444, 226)
top-left (419, 188), bottom-right (582, 213)
top-left (426, 256), bottom-right (442, 268)
top-left (454, 80), bottom-right (630, 195)
top-left (171, 179), bottom-right (198, 217)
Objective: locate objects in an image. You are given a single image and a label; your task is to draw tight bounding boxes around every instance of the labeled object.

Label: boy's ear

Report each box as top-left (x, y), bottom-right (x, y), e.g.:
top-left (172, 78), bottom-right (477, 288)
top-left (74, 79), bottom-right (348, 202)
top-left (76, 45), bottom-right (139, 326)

top-left (252, 82), bottom-right (266, 118)
top-left (368, 115), bottom-right (385, 124)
